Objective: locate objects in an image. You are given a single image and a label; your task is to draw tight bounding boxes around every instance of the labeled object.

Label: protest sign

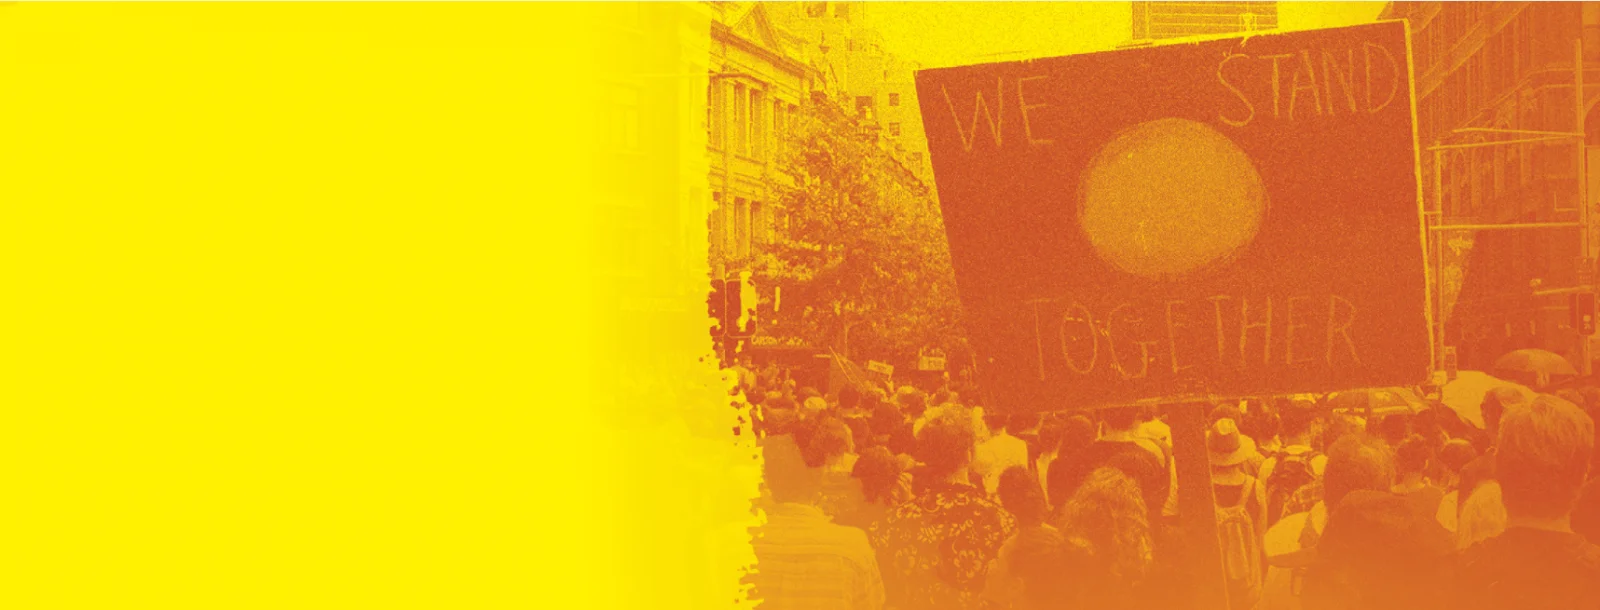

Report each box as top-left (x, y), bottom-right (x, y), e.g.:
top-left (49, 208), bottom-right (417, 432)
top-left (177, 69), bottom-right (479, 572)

top-left (917, 21), bottom-right (1429, 412)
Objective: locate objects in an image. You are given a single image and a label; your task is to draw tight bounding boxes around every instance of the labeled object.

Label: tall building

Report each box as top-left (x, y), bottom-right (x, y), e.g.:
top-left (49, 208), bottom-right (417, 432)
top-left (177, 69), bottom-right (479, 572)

top-left (1130, 1), bottom-right (1277, 41)
top-left (766, 2), bottom-right (935, 185)
top-left (706, 3), bottom-right (817, 282)
top-left (1382, 2), bottom-right (1600, 371)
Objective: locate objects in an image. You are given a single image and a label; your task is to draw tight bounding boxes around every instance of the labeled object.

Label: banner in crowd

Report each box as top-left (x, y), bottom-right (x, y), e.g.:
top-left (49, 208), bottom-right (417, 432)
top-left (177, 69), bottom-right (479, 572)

top-left (916, 21), bottom-right (1430, 411)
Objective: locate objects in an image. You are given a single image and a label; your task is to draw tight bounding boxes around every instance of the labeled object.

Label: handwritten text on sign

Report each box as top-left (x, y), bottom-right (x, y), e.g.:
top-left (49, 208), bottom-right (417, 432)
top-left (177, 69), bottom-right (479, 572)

top-left (916, 22), bottom-right (1429, 411)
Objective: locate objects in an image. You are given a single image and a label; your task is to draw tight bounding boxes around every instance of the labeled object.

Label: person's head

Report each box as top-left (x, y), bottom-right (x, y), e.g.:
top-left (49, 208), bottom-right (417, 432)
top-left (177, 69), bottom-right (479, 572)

top-left (999, 466), bottom-right (1050, 527)
top-left (1060, 467), bottom-right (1153, 583)
top-left (870, 403), bottom-right (903, 438)
top-left (851, 446), bottom-right (904, 506)
top-left (1009, 411), bottom-right (1042, 434)
top-left (1394, 434), bottom-right (1433, 478)
top-left (917, 411), bottom-right (977, 478)
top-left (1061, 414), bottom-right (1097, 455)
top-left (1495, 394), bottom-right (1595, 520)
top-left (801, 417), bottom-right (853, 468)
top-left (838, 385), bottom-right (861, 411)
top-left (1581, 387), bottom-right (1600, 413)
top-left (1481, 386), bottom-right (1527, 444)
top-left (1375, 414), bottom-right (1410, 448)
top-left (1437, 438), bottom-right (1478, 489)
top-left (1100, 405), bottom-right (1140, 433)
top-left (886, 422), bottom-right (917, 458)
top-left (983, 411), bottom-right (1008, 437)
top-left (801, 396), bottom-right (829, 420)
top-left (1243, 407), bottom-right (1281, 445)
top-left (1038, 420), bottom-right (1065, 457)
top-left (1280, 400), bottom-right (1322, 442)
top-left (1207, 418), bottom-right (1252, 477)
top-left (764, 435), bottom-right (823, 504)
top-left (1455, 481), bottom-right (1507, 550)
top-left (1322, 434), bottom-right (1397, 511)
top-left (898, 389), bottom-right (927, 419)
top-left (1210, 404), bottom-right (1244, 427)
top-left (1301, 490), bottom-right (1455, 610)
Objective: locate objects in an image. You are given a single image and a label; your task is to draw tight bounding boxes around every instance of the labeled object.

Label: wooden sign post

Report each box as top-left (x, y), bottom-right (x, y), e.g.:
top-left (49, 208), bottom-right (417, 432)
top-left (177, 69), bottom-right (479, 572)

top-left (1169, 400), bottom-right (1231, 610)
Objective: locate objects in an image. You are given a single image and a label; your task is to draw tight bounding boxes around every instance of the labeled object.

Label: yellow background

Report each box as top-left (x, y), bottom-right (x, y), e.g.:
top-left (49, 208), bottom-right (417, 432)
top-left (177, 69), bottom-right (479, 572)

top-left (2, 3), bottom-right (1384, 609)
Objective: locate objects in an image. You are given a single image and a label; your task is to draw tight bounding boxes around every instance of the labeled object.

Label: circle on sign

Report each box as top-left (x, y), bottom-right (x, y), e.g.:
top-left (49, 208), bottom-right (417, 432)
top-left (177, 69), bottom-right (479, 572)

top-left (1078, 118), bottom-right (1268, 280)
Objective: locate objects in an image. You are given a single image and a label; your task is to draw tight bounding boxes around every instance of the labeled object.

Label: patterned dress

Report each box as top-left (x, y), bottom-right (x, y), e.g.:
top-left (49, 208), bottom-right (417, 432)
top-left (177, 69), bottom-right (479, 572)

top-left (868, 480), bottom-right (1017, 610)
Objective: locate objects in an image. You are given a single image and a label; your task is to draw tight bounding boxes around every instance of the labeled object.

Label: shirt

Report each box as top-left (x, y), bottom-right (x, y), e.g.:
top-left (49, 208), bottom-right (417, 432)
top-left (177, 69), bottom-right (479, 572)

top-left (747, 503), bottom-right (887, 610)
top-left (1451, 527), bottom-right (1600, 610)
top-left (1260, 503), bottom-right (1327, 610)
top-left (869, 481), bottom-right (1017, 610)
top-left (975, 432), bottom-right (1029, 496)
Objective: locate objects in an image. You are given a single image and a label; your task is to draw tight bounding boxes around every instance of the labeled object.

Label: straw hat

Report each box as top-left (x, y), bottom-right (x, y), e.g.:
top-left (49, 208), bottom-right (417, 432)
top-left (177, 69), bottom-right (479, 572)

top-left (1208, 418), bottom-right (1256, 475)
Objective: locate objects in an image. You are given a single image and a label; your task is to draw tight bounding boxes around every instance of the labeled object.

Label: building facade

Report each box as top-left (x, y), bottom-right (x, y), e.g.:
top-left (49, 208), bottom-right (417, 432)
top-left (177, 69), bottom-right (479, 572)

top-left (1382, 2), bottom-right (1600, 371)
top-left (706, 3), bottom-right (815, 281)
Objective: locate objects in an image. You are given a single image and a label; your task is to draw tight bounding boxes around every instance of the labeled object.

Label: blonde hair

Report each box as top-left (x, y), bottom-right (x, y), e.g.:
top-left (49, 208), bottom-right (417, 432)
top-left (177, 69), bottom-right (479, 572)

top-left (1456, 481), bottom-right (1507, 550)
top-left (1496, 395), bottom-right (1595, 519)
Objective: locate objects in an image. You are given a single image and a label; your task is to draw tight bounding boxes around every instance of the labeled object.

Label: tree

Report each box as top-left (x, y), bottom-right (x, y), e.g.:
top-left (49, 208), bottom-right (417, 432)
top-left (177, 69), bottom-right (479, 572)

top-left (757, 98), bottom-right (965, 366)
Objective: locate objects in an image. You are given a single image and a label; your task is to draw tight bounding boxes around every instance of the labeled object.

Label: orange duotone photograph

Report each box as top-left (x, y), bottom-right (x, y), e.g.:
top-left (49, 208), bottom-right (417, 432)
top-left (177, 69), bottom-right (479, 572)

top-left (7, 2), bottom-right (1600, 610)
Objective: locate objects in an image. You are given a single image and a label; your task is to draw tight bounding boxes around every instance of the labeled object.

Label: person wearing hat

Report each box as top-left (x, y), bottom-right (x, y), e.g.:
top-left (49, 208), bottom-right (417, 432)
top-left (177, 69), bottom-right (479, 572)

top-left (1210, 417), bottom-right (1269, 610)
top-left (1211, 417), bottom-right (1269, 526)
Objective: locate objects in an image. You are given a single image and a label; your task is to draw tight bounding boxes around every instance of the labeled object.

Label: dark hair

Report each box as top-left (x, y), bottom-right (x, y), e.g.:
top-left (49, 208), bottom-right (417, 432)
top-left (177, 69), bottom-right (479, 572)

top-left (1038, 420), bottom-right (1066, 456)
top-left (845, 417), bottom-right (875, 452)
top-left (887, 422), bottom-right (917, 458)
top-left (1323, 434), bottom-right (1396, 511)
top-left (1009, 411), bottom-right (1043, 434)
top-left (1375, 414), bottom-right (1410, 448)
top-left (838, 385), bottom-right (861, 410)
top-left (999, 467), bottom-right (1049, 527)
top-left (1280, 401), bottom-right (1320, 438)
top-left (1243, 408), bottom-right (1280, 446)
top-left (984, 410), bottom-right (1008, 435)
top-left (899, 391), bottom-right (927, 417)
top-left (1394, 434), bottom-right (1432, 476)
top-left (917, 412), bottom-right (976, 477)
top-left (1061, 415), bottom-right (1097, 454)
top-left (1102, 405), bottom-right (1139, 431)
top-left (1437, 439), bottom-right (1478, 482)
top-left (871, 403), bottom-right (903, 437)
top-left (852, 446), bottom-right (903, 505)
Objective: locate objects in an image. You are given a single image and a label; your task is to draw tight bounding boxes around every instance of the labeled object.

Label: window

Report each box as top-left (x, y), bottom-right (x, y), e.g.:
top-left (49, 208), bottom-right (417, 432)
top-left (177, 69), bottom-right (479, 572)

top-left (735, 197), bottom-right (751, 259)
top-left (710, 192), bottom-right (725, 258)
top-left (773, 100), bottom-right (785, 155)
top-left (806, 2), bottom-right (826, 18)
top-left (835, 3), bottom-right (849, 20)
top-left (733, 83), bottom-right (748, 156)
top-left (888, 92), bottom-right (900, 107)
top-left (855, 95), bottom-right (873, 120)
top-left (750, 89), bottom-right (765, 159)
top-left (707, 81), bottom-right (718, 148)
top-left (753, 201), bottom-right (774, 245)
top-left (888, 122), bottom-right (901, 137)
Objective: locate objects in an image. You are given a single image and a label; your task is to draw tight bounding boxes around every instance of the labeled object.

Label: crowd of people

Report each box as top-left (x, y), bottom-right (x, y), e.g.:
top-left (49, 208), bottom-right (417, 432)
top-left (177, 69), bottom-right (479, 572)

top-left (736, 362), bottom-right (1600, 610)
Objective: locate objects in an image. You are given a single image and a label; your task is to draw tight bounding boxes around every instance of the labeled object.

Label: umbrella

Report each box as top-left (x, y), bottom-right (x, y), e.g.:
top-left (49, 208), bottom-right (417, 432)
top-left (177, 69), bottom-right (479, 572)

top-left (1439, 370), bottom-right (1535, 429)
top-left (1494, 349), bottom-right (1578, 376)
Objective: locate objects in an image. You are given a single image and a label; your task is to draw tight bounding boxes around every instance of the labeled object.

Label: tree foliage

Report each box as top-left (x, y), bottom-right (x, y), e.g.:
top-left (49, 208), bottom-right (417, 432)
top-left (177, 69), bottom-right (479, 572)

top-left (757, 99), bottom-right (964, 365)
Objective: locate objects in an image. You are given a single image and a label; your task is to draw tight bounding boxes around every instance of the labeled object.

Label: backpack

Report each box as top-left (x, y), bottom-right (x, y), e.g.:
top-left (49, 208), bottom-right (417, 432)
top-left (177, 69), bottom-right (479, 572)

top-left (1265, 452), bottom-right (1320, 527)
top-left (1216, 478), bottom-right (1263, 610)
